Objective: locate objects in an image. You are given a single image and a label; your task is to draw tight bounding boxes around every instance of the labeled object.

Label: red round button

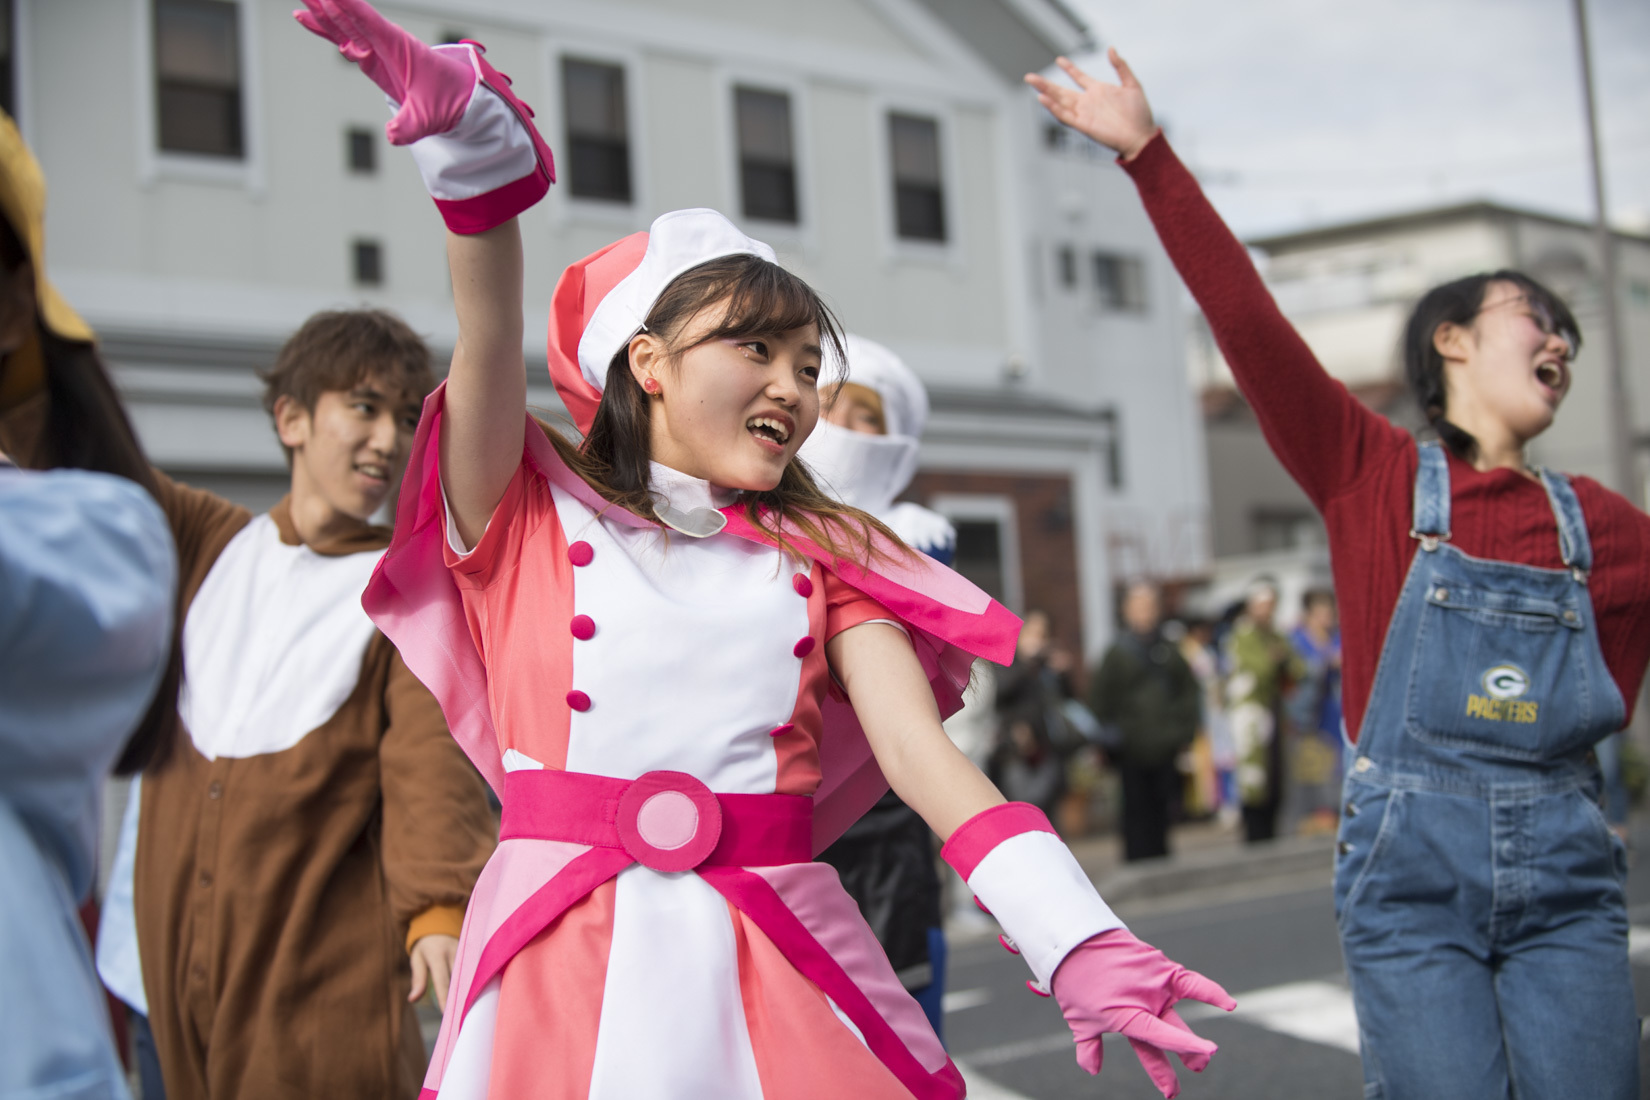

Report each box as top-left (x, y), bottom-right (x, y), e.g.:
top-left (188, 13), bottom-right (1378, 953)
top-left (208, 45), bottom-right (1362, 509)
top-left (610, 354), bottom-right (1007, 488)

top-left (570, 614), bottom-right (595, 640)
top-left (792, 636), bottom-right (816, 658)
top-left (769, 723), bottom-right (795, 738)
top-left (566, 690), bottom-right (591, 712)
top-left (567, 541), bottom-right (594, 566)
top-left (792, 574), bottom-right (814, 598)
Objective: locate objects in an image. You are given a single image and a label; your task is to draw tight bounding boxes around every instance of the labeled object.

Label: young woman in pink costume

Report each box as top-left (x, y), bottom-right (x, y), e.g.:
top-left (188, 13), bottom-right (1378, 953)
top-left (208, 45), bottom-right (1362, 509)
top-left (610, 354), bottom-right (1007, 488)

top-left (297, 4), bottom-right (1234, 1097)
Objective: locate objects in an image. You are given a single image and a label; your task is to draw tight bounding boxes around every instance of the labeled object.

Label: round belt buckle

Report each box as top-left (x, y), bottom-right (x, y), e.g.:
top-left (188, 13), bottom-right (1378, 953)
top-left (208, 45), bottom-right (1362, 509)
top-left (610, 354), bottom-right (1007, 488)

top-left (616, 771), bottom-right (722, 872)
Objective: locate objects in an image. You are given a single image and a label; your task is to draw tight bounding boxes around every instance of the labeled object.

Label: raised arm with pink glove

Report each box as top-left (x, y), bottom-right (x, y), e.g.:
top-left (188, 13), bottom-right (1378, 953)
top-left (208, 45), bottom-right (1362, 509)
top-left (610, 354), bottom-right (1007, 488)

top-left (294, 0), bottom-right (555, 233)
top-left (943, 803), bottom-right (1234, 1098)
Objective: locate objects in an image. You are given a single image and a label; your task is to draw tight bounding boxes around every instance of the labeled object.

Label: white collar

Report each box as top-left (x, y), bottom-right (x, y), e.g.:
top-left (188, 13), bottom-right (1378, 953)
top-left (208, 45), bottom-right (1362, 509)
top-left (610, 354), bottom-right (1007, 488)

top-left (648, 461), bottom-right (738, 538)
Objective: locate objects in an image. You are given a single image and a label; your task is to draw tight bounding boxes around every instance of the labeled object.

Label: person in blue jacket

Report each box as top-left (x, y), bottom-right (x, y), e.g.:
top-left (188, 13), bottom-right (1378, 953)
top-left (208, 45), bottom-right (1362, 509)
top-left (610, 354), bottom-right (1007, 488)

top-left (0, 108), bottom-right (176, 1100)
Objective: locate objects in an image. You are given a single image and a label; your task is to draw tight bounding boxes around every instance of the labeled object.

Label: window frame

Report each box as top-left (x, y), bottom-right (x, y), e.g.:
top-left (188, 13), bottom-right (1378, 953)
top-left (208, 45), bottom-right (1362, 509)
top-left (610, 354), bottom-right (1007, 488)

top-left (1090, 249), bottom-right (1148, 313)
top-left (869, 94), bottom-right (963, 267)
top-left (545, 40), bottom-right (646, 227)
top-left (134, 0), bottom-right (264, 191)
top-left (927, 493), bottom-right (1024, 614)
top-left (714, 67), bottom-right (814, 247)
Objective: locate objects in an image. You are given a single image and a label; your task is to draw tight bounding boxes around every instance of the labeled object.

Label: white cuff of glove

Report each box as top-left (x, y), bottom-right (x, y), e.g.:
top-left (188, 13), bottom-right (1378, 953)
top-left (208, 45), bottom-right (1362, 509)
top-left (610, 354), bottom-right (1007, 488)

top-left (400, 45), bottom-right (551, 233)
top-left (942, 802), bottom-right (1124, 988)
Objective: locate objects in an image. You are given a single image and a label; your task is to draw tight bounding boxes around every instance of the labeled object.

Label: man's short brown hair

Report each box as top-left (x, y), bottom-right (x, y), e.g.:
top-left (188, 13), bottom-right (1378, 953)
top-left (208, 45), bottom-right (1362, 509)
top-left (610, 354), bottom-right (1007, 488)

top-left (261, 308), bottom-right (436, 434)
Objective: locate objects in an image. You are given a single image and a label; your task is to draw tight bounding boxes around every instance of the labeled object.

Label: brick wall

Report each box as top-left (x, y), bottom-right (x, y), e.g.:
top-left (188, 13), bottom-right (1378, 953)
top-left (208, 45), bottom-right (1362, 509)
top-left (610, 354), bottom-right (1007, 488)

top-left (904, 469), bottom-right (1082, 662)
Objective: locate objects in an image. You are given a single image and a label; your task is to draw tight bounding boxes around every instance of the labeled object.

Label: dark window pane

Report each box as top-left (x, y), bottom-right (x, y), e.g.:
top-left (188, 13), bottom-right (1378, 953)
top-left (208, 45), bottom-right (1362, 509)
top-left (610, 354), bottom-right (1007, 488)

top-left (353, 239), bottom-right (383, 287)
top-left (347, 127), bottom-right (375, 173)
top-left (951, 520), bottom-right (1005, 604)
top-left (157, 84), bottom-right (242, 157)
top-left (889, 113), bottom-right (945, 242)
top-left (155, 0), bottom-right (242, 158)
top-left (0, 0), bottom-right (14, 118)
top-left (1092, 251), bottom-right (1147, 311)
top-left (894, 184), bottom-right (945, 242)
top-left (562, 59), bottom-right (631, 202)
top-left (741, 163), bottom-right (797, 223)
top-left (1057, 245), bottom-right (1076, 288)
top-left (889, 113), bottom-right (941, 183)
top-left (736, 88), bottom-right (796, 223)
top-left (567, 138), bottom-right (632, 203)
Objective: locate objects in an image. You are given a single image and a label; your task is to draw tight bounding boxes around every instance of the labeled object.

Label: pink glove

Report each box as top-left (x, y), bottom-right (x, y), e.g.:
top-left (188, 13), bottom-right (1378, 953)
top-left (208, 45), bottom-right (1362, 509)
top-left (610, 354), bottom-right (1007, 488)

top-left (294, 0), bottom-right (473, 144)
top-left (1051, 927), bottom-right (1235, 1098)
top-left (941, 803), bottom-right (1233, 1099)
top-left (294, 0), bottom-right (555, 233)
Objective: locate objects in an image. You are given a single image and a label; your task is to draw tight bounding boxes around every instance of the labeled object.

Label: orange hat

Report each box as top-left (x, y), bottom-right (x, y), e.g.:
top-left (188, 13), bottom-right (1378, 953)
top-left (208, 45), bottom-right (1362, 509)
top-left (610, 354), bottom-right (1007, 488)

top-left (0, 110), bottom-right (93, 412)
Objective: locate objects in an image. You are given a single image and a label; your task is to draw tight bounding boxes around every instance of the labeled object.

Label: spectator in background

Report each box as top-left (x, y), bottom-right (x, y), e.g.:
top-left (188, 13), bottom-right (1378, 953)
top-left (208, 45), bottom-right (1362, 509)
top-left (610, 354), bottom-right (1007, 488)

top-left (994, 608), bottom-right (1077, 821)
top-left (1225, 578), bottom-right (1304, 843)
top-left (0, 105), bottom-right (176, 1100)
top-left (1288, 588), bottom-right (1343, 836)
top-left (804, 334), bottom-right (957, 1040)
top-left (1090, 581), bottom-right (1201, 861)
top-left (1175, 617), bottom-right (1225, 821)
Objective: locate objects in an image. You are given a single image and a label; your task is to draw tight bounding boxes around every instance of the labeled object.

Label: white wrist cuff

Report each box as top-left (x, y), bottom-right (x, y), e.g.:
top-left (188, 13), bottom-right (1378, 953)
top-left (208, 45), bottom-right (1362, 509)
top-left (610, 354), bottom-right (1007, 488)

top-left (966, 830), bottom-right (1124, 987)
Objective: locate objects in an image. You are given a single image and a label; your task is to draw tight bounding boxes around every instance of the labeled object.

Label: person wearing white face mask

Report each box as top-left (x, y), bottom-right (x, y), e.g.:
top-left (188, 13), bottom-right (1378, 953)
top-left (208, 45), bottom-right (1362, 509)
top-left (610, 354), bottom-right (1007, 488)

top-left (798, 335), bottom-right (956, 565)
top-left (804, 337), bottom-right (956, 1040)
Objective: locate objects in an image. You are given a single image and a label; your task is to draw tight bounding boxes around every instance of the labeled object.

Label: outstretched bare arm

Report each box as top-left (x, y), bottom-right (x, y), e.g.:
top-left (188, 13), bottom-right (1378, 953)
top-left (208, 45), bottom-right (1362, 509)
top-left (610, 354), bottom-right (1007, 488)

top-left (442, 225), bottom-right (526, 547)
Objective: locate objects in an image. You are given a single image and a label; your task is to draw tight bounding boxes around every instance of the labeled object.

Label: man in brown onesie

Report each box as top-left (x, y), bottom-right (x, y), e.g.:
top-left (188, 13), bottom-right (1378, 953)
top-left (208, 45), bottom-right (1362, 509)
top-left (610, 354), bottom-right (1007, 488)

top-left (94, 310), bottom-right (495, 1099)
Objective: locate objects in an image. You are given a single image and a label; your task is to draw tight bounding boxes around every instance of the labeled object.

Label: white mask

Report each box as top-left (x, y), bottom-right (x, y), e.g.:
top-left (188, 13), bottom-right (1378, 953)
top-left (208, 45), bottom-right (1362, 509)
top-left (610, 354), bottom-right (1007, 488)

top-left (798, 419), bottom-right (920, 517)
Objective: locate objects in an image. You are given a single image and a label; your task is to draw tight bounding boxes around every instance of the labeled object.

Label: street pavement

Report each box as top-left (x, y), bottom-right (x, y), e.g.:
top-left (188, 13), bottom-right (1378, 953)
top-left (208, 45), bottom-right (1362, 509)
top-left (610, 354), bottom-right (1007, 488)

top-left (944, 819), bottom-right (1650, 1099)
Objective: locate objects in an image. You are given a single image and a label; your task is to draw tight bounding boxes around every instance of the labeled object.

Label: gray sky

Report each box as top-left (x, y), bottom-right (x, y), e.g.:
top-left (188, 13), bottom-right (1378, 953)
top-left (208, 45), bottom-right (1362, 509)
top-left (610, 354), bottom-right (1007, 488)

top-left (1063, 0), bottom-right (1650, 239)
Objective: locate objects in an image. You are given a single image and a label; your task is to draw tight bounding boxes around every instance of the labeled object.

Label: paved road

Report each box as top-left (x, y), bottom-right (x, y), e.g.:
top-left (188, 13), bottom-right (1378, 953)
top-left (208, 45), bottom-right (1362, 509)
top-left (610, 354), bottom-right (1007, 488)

top-left (944, 843), bottom-right (1650, 1100)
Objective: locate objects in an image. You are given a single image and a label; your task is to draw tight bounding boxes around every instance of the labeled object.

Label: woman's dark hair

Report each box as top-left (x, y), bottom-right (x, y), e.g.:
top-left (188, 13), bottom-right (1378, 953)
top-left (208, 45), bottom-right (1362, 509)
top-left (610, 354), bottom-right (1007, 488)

top-left (1402, 269), bottom-right (1580, 460)
top-left (0, 218), bottom-right (178, 774)
top-left (543, 253), bottom-right (913, 566)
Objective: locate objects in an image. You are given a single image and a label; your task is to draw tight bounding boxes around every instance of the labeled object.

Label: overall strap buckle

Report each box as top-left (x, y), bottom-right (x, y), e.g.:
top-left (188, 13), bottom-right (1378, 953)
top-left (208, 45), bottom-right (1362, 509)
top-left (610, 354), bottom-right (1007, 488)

top-left (1409, 529), bottom-right (1451, 553)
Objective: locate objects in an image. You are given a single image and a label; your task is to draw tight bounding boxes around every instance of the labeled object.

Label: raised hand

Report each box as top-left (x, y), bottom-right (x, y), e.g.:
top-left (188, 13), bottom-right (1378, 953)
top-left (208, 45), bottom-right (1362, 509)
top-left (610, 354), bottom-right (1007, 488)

top-left (1050, 928), bottom-right (1235, 1099)
top-left (1025, 49), bottom-right (1158, 161)
top-left (293, 0), bottom-right (475, 145)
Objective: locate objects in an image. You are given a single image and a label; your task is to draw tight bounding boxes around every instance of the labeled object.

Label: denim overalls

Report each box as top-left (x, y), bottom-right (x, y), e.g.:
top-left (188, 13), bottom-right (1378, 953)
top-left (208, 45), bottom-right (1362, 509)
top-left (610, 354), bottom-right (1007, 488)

top-left (1334, 443), bottom-right (1637, 1099)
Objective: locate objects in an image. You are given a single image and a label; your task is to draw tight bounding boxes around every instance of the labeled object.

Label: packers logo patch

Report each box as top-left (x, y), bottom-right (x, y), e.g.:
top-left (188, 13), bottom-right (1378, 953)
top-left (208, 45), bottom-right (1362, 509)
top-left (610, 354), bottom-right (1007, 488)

top-left (1467, 664), bottom-right (1539, 723)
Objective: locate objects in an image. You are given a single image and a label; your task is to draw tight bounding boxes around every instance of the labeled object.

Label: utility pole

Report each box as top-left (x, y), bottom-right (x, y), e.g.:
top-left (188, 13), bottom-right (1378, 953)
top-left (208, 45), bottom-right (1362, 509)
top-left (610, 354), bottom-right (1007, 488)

top-left (1572, 0), bottom-right (1640, 507)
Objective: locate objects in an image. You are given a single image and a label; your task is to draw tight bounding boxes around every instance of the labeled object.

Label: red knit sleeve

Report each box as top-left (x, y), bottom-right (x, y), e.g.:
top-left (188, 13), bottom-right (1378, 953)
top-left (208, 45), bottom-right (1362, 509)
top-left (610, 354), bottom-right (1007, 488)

top-left (1121, 133), bottom-right (1407, 508)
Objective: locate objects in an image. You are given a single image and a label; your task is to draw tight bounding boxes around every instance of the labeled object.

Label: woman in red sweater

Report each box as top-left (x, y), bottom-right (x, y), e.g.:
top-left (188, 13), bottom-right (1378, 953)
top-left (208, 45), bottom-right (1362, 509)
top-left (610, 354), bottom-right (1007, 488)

top-left (1029, 51), bottom-right (1650, 1100)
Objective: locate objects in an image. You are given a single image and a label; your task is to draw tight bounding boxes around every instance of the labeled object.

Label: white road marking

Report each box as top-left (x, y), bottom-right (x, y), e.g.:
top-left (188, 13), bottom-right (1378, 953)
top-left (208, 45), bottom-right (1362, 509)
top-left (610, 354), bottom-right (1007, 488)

top-left (953, 1059), bottom-right (1040, 1099)
top-left (942, 987), bottom-right (993, 1013)
top-left (958, 1029), bottom-right (1075, 1068)
top-left (1627, 925), bottom-right (1650, 959)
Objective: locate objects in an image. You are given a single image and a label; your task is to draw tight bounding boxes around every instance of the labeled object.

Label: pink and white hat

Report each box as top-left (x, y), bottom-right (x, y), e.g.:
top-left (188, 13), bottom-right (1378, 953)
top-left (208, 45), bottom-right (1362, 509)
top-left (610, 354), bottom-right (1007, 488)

top-left (547, 208), bottom-right (776, 433)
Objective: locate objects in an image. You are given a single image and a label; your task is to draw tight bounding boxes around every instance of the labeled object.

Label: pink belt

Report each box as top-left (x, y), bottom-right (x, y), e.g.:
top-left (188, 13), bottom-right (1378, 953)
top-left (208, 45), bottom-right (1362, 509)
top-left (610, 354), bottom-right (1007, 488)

top-left (499, 768), bottom-right (813, 870)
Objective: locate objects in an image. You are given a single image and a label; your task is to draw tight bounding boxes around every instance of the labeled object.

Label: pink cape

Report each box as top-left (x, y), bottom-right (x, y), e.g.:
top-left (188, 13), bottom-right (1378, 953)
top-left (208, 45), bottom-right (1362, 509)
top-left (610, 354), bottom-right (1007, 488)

top-left (363, 382), bottom-right (1021, 852)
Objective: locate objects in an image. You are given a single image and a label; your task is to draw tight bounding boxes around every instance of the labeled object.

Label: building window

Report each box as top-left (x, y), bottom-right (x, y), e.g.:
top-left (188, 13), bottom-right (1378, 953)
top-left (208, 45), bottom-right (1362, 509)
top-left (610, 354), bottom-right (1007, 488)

top-left (1056, 245), bottom-right (1077, 289)
top-left (0, 0), bottom-right (14, 119)
top-left (346, 127), bottom-right (375, 174)
top-left (154, 0), bottom-right (244, 158)
top-left (735, 87), bottom-right (797, 224)
top-left (952, 519), bottom-right (1007, 604)
top-left (888, 113), bottom-right (945, 243)
top-left (352, 239), bottom-right (383, 287)
top-left (1092, 251), bottom-right (1146, 311)
top-left (562, 58), bottom-right (631, 203)
top-left (1252, 508), bottom-right (1322, 552)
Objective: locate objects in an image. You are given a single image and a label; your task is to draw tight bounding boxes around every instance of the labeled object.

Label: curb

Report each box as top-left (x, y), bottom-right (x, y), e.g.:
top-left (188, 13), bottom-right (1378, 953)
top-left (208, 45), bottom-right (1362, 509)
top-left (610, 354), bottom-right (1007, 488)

top-left (1086, 835), bottom-right (1336, 905)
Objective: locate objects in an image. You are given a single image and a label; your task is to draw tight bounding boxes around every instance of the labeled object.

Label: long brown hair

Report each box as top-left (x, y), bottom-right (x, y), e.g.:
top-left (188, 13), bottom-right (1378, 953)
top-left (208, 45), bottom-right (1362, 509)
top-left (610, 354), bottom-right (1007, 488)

top-left (543, 253), bottom-right (911, 567)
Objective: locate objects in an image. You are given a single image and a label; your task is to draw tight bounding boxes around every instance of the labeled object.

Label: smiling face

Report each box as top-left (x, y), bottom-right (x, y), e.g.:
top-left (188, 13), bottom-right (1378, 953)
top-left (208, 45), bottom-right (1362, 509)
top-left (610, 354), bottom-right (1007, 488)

top-left (275, 377), bottom-right (421, 523)
top-left (629, 304), bottom-right (823, 492)
top-left (1438, 280), bottom-right (1576, 447)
